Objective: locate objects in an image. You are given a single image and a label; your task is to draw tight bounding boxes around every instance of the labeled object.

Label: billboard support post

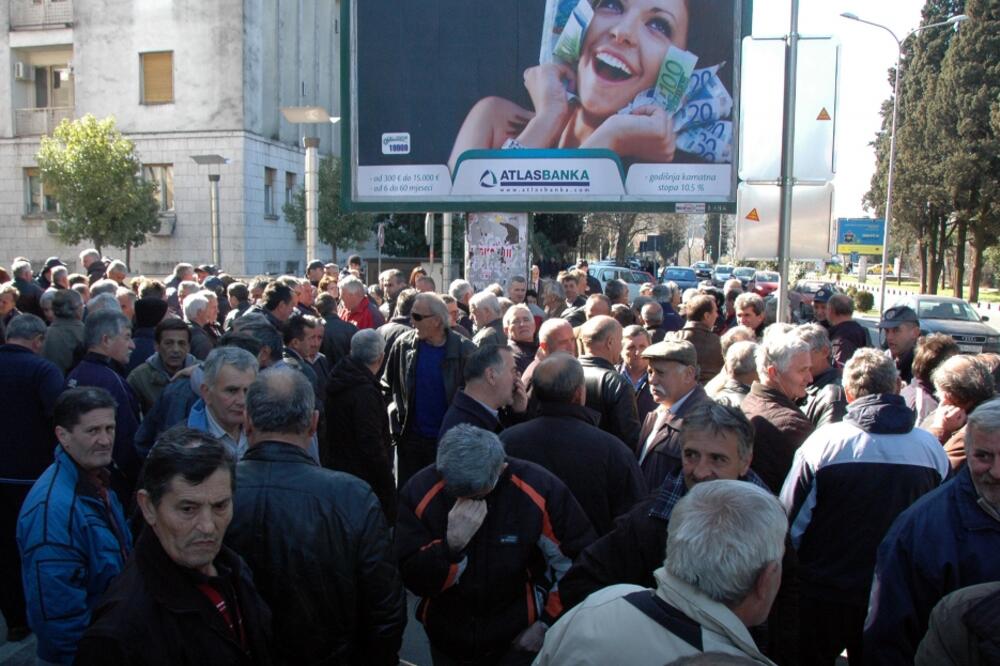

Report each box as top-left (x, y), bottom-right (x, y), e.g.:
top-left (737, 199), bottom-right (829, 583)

top-left (442, 213), bottom-right (453, 286)
top-left (776, 0), bottom-right (800, 323)
top-left (304, 137), bottom-right (321, 264)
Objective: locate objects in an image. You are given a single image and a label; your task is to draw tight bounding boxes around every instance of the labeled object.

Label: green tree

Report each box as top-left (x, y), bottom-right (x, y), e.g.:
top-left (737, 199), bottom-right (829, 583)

top-left (283, 155), bottom-right (373, 262)
top-left (932, 0), bottom-right (1000, 301)
top-left (532, 214), bottom-right (585, 263)
top-left (36, 114), bottom-right (160, 262)
top-left (379, 213), bottom-right (464, 259)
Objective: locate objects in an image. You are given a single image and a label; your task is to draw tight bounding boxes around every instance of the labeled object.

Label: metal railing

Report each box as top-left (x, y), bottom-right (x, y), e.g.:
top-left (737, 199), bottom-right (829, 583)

top-left (14, 107), bottom-right (73, 136)
top-left (10, 0), bottom-right (74, 29)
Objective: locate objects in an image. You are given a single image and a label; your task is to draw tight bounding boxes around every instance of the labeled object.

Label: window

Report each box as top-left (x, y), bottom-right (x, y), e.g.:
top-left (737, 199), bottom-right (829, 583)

top-left (142, 164), bottom-right (174, 212)
top-left (264, 168), bottom-right (277, 216)
top-left (140, 51), bottom-right (173, 104)
top-left (24, 168), bottom-right (58, 215)
top-left (285, 172), bottom-right (296, 206)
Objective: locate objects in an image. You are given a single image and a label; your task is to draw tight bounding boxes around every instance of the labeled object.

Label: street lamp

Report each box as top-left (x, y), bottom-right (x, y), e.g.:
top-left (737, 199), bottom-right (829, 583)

top-left (839, 12), bottom-right (968, 311)
top-left (280, 106), bottom-right (341, 266)
top-left (190, 154), bottom-right (230, 268)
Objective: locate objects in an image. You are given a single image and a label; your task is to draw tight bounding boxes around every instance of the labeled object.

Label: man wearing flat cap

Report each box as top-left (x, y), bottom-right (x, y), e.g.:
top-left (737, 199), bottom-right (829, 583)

top-left (809, 286), bottom-right (834, 329)
top-left (879, 306), bottom-right (921, 384)
top-left (636, 339), bottom-right (711, 489)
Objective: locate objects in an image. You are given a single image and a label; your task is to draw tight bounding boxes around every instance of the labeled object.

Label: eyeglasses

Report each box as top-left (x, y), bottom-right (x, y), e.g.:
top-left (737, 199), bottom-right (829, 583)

top-left (411, 312), bottom-right (438, 322)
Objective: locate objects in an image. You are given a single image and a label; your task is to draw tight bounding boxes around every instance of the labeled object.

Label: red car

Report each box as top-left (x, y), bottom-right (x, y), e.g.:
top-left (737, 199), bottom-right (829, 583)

top-left (754, 271), bottom-right (780, 297)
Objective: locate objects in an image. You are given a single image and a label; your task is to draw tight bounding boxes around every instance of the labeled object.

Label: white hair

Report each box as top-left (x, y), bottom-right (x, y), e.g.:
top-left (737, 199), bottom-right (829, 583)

top-left (350, 328), bottom-right (385, 366)
top-left (182, 292), bottom-right (209, 323)
top-left (79, 248), bottom-right (100, 264)
top-left (339, 275), bottom-right (365, 295)
top-left (502, 303), bottom-right (532, 328)
top-left (665, 480), bottom-right (787, 605)
top-left (795, 323), bottom-right (831, 354)
top-left (755, 331), bottom-right (810, 377)
top-left (470, 291), bottom-right (500, 317)
top-left (178, 280), bottom-right (201, 300)
top-left (725, 340), bottom-right (759, 378)
top-left (89, 279), bottom-right (119, 297)
top-left (86, 292), bottom-right (123, 315)
top-left (116, 286), bottom-right (137, 304)
top-left (11, 260), bottom-right (32, 279)
top-left (107, 259), bottom-right (127, 275)
top-left (449, 279), bottom-right (474, 301)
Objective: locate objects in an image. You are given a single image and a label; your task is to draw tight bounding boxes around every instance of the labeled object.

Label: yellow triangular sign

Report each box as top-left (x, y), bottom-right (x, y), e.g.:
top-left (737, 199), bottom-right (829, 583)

top-left (817, 107), bottom-right (831, 121)
top-left (745, 208), bottom-right (760, 222)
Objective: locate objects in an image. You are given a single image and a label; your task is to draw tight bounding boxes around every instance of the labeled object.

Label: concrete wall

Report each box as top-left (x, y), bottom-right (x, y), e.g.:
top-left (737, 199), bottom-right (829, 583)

top-left (73, 0), bottom-right (245, 134)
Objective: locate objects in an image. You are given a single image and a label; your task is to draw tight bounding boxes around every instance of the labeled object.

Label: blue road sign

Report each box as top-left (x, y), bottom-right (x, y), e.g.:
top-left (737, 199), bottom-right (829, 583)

top-left (837, 218), bottom-right (884, 255)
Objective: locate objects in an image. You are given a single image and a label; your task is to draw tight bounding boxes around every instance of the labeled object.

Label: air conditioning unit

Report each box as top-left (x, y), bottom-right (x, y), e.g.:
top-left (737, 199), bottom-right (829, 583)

top-left (151, 214), bottom-right (176, 237)
top-left (14, 62), bottom-right (35, 82)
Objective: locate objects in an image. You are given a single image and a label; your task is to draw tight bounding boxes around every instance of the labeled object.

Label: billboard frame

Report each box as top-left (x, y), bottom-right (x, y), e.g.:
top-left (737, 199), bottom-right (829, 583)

top-left (340, 0), bottom-right (753, 214)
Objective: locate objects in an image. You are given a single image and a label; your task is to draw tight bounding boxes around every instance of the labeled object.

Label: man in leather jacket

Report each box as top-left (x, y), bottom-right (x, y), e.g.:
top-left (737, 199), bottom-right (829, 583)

top-left (796, 324), bottom-right (847, 428)
top-left (226, 367), bottom-right (406, 664)
top-left (578, 316), bottom-right (641, 451)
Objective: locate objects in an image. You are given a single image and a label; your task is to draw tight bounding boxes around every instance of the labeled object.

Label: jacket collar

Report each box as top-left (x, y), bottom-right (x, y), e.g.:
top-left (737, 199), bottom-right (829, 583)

top-left (954, 466), bottom-right (1000, 530)
top-left (653, 568), bottom-right (772, 662)
top-left (537, 401), bottom-right (602, 426)
top-left (82, 351), bottom-right (128, 376)
top-left (453, 390), bottom-right (500, 426)
top-left (580, 355), bottom-right (616, 371)
top-left (749, 381), bottom-right (799, 410)
top-left (242, 441), bottom-right (318, 466)
top-left (648, 469), bottom-right (769, 523)
top-left (844, 393), bottom-right (915, 435)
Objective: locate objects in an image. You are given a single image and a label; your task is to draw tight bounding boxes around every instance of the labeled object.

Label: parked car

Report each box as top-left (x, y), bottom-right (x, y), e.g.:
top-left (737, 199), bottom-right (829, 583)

top-left (790, 279), bottom-right (839, 307)
top-left (754, 271), bottom-right (780, 297)
top-left (732, 267), bottom-right (757, 292)
top-left (660, 266), bottom-right (700, 291)
top-left (713, 264), bottom-right (734, 287)
top-left (691, 261), bottom-right (714, 280)
top-left (889, 295), bottom-right (1000, 353)
top-left (869, 263), bottom-right (894, 275)
top-left (588, 265), bottom-right (648, 301)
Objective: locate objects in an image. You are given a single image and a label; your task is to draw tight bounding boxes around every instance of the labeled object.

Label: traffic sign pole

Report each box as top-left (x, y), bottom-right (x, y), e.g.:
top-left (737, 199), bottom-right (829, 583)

top-left (776, 0), bottom-right (800, 324)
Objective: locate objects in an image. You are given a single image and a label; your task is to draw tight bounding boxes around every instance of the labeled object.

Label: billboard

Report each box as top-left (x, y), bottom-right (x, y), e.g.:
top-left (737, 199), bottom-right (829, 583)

top-left (344, 0), bottom-right (746, 212)
top-left (836, 218), bottom-right (884, 255)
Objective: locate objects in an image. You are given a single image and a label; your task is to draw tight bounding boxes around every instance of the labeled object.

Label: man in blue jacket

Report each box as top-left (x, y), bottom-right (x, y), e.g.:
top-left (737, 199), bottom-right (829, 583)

top-left (17, 387), bottom-right (132, 665)
top-left (864, 398), bottom-right (1000, 665)
top-left (66, 310), bottom-right (141, 503)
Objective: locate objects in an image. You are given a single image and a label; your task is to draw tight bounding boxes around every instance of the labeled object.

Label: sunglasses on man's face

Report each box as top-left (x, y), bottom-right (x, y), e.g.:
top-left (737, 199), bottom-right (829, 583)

top-left (411, 312), bottom-right (437, 322)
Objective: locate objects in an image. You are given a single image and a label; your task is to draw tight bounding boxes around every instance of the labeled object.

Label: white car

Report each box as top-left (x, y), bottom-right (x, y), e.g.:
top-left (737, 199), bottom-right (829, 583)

top-left (589, 266), bottom-right (650, 301)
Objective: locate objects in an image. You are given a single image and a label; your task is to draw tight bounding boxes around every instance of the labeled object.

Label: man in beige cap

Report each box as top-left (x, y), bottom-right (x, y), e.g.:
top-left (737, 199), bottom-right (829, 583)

top-left (636, 339), bottom-right (711, 489)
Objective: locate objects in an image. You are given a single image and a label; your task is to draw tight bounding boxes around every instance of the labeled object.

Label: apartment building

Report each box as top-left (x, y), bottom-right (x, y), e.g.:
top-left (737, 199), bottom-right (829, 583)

top-left (0, 0), bottom-right (341, 276)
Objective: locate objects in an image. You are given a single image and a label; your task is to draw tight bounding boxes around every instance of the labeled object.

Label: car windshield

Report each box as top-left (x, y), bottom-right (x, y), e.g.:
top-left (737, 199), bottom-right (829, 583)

top-left (916, 300), bottom-right (981, 322)
top-left (757, 272), bottom-right (779, 282)
top-left (798, 282), bottom-right (827, 294)
top-left (665, 269), bottom-right (695, 281)
top-left (734, 268), bottom-right (756, 278)
top-left (715, 265), bottom-right (732, 274)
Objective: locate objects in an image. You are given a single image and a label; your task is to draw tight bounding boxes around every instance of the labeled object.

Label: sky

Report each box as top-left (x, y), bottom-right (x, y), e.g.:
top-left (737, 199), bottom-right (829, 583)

top-left (752, 0), bottom-right (928, 218)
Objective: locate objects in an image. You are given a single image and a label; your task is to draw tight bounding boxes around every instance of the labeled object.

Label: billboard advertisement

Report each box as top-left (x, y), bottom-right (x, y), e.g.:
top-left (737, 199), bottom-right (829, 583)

top-left (836, 218), bottom-right (884, 255)
top-left (344, 0), bottom-right (745, 212)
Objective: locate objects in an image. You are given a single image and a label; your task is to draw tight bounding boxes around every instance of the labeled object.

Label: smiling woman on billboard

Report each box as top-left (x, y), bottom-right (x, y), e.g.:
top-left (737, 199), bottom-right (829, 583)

top-left (447, 0), bottom-right (731, 172)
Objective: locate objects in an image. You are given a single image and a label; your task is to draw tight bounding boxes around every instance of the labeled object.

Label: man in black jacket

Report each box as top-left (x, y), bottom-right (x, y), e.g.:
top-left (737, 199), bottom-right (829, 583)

top-left (226, 367), bottom-right (406, 664)
top-left (501, 353), bottom-right (646, 535)
top-left (578, 315), bottom-right (641, 450)
top-left (326, 329), bottom-right (397, 524)
top-left (797, 323), bottom-right (847, 428)
top-left (316, 291), bottom-right (357, 366)
top-left (382, 293), bottom-right (477, 488)
top-left (437, 344), bottom-right (527, 439)
top-left (397, 424), bottom-right (595, 664)
top-left (76, 429), bottom-right (274, 665)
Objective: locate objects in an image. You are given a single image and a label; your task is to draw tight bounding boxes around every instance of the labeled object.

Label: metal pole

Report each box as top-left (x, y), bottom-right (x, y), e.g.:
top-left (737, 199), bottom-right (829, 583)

top-left (718, 215), bottom-right (724, 261)
top-left (442, 212), bottom-right (453, 286)
top-left (303, 136), bottom-right (320, 264)
top-left (881, 50), bottom-right (902, 314)
top-left (776, 0), bottom-right (800, 323)
top-left (209, 174), bottom-right (221, 267)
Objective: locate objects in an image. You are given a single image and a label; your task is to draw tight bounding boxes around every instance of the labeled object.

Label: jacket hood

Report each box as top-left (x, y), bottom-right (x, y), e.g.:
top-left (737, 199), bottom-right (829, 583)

top-left (327, 355), bottom-right (377, 393)
top-left (844, 393), bottom-right (915, 434)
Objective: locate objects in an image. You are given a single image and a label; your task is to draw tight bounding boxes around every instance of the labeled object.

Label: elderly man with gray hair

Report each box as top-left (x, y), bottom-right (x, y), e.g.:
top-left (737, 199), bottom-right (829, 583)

top-left (538, 480), bottom-right (787, 665)
top-left (66, 311), bottom-right (142, 500)
top-left (397, 423), bottom-right (595, 663)
top-left (182, 291), bottom-right (217, 360)
top-left (864, 397), bottom-right (1000, 665)
top-left (796, 323), bottom-right (847, 428)
top-left (740, 331), bottom-right (815, 493)
top-left (42, 288), bottom-right (85, 374)
top-left (186, 346), bottom-right (259, 459)
top-left (782, 348), bottom-right (948, 665)
top-left (714, 341), bottom-right (759, 409)
top-left (922, 353), bottom-right (997, 472)
top-left (469, 290), bottom-right (507, 347)
top-left (338, 275), bottom-right (384, 330)
top-left (325, 329), bottom-right (396, 523)
top-left (226, 366), bottom-right (406, 664)
top-left (652, 282), bottom-right (685, 333)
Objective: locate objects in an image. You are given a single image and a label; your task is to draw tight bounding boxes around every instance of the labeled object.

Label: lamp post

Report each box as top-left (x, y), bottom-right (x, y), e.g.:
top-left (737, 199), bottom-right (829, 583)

top-left (839, 12), bottom-right (968, 311)
top-left (280, 106), bottom-right (340, 265)
top-left (191, 154), bottom-right (230, 268)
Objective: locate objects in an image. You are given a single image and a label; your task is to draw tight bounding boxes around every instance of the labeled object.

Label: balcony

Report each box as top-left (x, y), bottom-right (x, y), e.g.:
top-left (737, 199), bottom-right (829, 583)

top-left (10, 0), bottom-right (73, 30)
top-left (15, 107), bottom-right (73, 136)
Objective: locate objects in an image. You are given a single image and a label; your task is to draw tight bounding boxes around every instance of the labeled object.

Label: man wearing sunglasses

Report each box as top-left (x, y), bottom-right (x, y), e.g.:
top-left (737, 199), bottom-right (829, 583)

top-left (382, 293), bottom-right (476, 488)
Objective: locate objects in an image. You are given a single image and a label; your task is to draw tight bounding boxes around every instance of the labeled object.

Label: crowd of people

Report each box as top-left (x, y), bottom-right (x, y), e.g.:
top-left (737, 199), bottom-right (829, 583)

top-left (1, 250), bottom-right (999, 666)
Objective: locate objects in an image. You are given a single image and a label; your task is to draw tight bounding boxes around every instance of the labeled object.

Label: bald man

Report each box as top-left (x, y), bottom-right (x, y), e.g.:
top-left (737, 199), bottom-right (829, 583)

top-left (579, 316), bottom-right (641, 450)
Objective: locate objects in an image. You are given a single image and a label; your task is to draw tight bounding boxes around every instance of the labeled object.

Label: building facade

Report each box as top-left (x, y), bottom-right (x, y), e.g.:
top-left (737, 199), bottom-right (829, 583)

top-left (0, 0), bottom-right (342, 277)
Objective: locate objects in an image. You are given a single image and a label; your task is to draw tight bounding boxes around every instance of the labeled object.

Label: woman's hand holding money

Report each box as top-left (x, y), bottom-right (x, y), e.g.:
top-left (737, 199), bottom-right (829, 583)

top-left (582, 104), bottom-right (676, 163)
top-left (518, 62), bottom-right (576, 148)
